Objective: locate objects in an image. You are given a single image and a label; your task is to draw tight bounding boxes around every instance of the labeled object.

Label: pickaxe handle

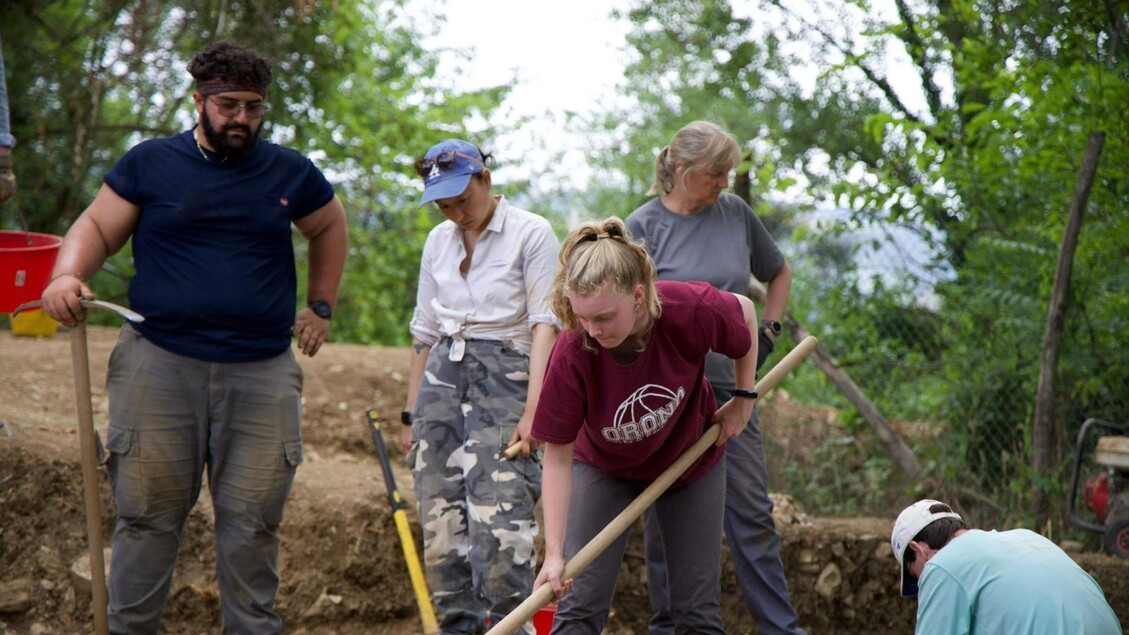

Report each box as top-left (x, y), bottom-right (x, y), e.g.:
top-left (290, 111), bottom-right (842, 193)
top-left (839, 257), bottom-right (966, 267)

top-left (485, 336), bottom-right (820, 635)
top-left (13, 298), bottom-right (145, 323)
top-left (13, 298), bottom-right (143, 635)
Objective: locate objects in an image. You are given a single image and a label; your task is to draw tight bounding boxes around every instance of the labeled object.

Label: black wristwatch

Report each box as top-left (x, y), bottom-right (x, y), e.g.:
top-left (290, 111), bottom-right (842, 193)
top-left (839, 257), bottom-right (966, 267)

top-left (400, 410), bottom-right (413, 426)
top-left (761, 319), bottom-right (782, 335)
top-left (308, 300), bottom-right (333, 320)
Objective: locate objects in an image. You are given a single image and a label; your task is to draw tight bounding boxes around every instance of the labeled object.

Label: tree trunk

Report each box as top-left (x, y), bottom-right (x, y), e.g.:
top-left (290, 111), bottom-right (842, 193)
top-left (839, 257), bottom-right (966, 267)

top-left (1031, 131), bottom-right (1105, 529)
top-left (787, 318), bottom-right (922, 477)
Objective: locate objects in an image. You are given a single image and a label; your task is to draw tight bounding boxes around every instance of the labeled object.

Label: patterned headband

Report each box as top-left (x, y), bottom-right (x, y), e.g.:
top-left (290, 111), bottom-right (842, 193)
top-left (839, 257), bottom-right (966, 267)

top-left (196, 77), bottom-right (267, 97)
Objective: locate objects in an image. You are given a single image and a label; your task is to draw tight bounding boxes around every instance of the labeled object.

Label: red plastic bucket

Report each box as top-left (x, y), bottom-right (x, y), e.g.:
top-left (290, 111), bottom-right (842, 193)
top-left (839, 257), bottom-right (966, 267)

top-left (533, 604), bottom-right (557, 635)
top-left (0, 230), bottom-right (63, 313)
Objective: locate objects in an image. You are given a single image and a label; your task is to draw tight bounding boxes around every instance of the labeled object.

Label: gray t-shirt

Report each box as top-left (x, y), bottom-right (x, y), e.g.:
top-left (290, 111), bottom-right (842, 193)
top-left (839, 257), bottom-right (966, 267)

top-left (626, 193), bottom-right (784, 389)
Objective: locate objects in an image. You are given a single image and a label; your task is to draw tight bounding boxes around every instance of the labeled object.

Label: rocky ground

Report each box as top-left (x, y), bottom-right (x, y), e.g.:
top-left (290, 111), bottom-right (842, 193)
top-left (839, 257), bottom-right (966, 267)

top-left (1, 325), bottom-right (1126, 634)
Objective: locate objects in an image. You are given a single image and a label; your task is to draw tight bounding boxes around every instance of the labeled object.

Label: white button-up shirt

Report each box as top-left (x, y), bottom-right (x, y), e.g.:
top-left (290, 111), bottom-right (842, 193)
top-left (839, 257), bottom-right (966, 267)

top-left (410, 196), bottom-right (560, 358)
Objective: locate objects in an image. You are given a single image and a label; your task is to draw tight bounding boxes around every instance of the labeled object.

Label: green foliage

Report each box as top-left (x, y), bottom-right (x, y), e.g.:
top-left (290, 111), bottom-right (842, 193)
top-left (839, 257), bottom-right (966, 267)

top-left (605, 0), bottom-right (1129, 524)
top-left (1, 0), bottom-right (508, 341)
top-left (781, 433), bottom-right (899, 517)
top-left (5, 0), bottom-right (1129, 530)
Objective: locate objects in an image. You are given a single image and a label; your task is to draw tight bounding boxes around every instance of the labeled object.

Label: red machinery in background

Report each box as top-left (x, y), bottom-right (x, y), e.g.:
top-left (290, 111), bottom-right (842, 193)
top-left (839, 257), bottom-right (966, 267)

top-left (1069, 418), bottom-right (1129, 558)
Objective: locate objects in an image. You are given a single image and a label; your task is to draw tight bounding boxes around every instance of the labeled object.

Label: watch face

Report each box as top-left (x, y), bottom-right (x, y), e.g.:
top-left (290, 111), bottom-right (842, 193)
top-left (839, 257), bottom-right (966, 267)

top-left (310, 301), bottom-right (332, 319)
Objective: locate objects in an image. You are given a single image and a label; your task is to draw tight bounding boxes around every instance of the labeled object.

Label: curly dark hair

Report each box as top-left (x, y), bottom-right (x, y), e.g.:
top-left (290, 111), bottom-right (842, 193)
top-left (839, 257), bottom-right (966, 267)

top-left (187, 41), bottom-right (272, 91)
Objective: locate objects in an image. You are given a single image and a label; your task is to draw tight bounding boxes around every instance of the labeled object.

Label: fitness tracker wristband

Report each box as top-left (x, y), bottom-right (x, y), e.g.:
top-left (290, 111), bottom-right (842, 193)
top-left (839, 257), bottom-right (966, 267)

top-left (732, 389), bottom-right (759, 400)
top-left (400, 410), bottom-right (413, 426)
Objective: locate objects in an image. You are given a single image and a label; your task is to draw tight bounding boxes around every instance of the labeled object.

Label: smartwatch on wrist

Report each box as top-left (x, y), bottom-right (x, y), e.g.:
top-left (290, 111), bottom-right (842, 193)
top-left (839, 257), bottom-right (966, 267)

top-left (761, 319), bottom-right (782, 336)
top-left (400, 410), bottom-right (413, 426)
top-left (308, 300), bottom-right (333, 320)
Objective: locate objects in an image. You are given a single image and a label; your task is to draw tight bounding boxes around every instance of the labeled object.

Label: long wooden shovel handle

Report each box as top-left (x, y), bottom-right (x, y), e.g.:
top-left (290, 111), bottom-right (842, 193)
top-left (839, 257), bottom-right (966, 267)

top-left (485, 335), bottom-right (820, 635)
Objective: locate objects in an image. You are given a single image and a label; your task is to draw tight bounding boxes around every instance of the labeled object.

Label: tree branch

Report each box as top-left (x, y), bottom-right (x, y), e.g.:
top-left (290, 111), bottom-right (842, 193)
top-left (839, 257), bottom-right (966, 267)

top-left (892, 0), bottom-right (943, 116)
top-left (768, 0), bottom-right (921, 124)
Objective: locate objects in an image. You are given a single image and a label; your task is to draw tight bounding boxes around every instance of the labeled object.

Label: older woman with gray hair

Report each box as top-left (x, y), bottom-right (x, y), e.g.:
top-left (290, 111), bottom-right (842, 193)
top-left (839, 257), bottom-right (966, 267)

top-left (626, 120), bottom-right (803, 635)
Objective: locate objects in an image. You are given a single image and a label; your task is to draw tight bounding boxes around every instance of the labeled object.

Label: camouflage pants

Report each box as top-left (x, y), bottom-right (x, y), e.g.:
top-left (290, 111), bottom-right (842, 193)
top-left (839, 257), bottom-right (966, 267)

top-left (408, 338), bottom-right (541, 635)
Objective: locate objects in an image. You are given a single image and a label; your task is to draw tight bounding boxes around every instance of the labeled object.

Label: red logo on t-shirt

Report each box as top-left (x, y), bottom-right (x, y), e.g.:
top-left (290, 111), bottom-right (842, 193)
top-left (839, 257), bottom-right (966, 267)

top-left (603, 384), bottom-right (685, 443)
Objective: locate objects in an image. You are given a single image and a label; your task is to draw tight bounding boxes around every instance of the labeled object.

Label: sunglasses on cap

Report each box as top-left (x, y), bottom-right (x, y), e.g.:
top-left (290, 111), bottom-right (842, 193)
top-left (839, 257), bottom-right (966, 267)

top-left (413, 151), bottom-right (483, 177)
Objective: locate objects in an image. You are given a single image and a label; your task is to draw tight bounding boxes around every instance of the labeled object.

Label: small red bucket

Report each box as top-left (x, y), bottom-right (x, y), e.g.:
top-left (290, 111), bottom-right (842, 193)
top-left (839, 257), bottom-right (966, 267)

top-left (0, 230), bottom-right (63, 313)
top-left (533, 604), bottom-right (557, 635)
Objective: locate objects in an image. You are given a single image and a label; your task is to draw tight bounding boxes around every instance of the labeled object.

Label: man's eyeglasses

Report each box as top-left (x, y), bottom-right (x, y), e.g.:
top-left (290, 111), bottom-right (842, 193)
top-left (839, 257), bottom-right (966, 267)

top-left (414, 151), bottom-right (483, 177)
top-left (208, 96), bottom-right (269, 118)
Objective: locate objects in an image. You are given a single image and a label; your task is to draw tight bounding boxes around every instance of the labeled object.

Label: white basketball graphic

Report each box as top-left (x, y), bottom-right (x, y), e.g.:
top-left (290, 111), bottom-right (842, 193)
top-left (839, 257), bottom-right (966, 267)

top-left (604, 384), bottom-right (685, 443)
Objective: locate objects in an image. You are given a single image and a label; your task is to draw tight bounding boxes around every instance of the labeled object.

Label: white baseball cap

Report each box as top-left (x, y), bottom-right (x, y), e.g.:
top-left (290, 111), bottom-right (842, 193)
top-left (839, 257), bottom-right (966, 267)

top-left (891, 499), bottom-right (962, 597)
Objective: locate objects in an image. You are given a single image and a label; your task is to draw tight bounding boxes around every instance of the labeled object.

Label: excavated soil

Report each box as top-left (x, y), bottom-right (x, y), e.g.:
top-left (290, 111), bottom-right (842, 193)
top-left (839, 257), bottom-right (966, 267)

top-left (1, 326), bottom-right (1126, 634)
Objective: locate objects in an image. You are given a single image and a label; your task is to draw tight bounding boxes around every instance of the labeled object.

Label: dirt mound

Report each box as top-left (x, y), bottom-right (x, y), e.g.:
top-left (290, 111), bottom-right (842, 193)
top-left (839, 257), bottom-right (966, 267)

top-left (2, 326), bottom-right (1125, 633)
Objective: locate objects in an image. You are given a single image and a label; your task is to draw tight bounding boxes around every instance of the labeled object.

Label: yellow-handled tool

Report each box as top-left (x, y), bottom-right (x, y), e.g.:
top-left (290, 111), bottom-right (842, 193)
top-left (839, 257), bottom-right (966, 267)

top-left (366, 409), bottom-right (439, 634)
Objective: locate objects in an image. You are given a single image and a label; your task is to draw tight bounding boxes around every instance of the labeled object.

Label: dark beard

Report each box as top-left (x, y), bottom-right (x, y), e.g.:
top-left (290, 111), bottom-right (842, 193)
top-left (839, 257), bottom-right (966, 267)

top-left (200, 107), bottom-right (261, 159)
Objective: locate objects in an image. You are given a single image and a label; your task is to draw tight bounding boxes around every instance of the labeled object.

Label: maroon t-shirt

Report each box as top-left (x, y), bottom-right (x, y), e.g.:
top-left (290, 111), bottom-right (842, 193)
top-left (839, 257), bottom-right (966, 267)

top-left (532, 280), bottom-right (752, 485)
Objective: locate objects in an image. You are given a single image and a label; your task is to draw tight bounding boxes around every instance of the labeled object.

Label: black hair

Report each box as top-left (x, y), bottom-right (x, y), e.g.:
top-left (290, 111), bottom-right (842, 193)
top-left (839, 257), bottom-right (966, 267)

top-left (467, 146), bottom-right (495, 184)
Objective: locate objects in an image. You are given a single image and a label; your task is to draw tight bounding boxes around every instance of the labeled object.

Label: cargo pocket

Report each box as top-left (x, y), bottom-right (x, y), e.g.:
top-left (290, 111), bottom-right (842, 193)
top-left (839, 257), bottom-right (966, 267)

top-left (283, 440), bottom-right (304, 467)
top-left (104, 427), bottom-right (144, 518)
top-left (104, 426), bottom-right (134, 460)
top-left (95, 430), bottom-right (107, 466)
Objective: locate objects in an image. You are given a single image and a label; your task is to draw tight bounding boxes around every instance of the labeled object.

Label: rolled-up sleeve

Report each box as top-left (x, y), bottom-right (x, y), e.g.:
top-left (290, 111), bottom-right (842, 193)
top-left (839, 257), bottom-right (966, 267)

top-left (523, 220), bottom-right (561, 331)
top-left (409, 234), bottom-right (441, 345)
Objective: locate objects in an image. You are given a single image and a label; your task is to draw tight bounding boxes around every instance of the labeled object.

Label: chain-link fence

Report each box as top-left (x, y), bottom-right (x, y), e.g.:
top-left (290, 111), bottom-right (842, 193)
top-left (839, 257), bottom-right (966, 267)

top-left (768, 211), bottom-right (1123, 532)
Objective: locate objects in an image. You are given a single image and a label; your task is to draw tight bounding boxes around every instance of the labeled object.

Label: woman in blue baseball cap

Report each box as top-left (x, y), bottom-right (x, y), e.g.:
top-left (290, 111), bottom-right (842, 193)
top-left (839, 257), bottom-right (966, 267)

top-left (401, 138), bottom-right (561, 634)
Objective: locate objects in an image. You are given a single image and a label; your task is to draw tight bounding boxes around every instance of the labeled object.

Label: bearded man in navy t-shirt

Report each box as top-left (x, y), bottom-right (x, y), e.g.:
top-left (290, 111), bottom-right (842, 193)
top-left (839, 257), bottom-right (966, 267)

top-left (39, 41), bottom-right (348, 634)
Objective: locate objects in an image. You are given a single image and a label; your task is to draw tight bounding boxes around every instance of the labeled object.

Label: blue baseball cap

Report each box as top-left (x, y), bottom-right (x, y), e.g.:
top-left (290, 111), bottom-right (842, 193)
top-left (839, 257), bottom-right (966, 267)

top-left (417, 139), bottom-right (486, 207)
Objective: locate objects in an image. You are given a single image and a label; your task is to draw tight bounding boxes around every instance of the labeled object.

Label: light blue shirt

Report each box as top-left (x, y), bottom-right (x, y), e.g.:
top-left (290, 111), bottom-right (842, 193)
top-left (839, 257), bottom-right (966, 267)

top-left (917, 529), bottom-right (1121, 635)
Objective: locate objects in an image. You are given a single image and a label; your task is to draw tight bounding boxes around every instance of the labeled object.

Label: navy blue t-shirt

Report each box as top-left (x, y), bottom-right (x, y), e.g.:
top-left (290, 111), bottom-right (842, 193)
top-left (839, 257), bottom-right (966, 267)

top-left (104, 129), bottom-right (335, 362)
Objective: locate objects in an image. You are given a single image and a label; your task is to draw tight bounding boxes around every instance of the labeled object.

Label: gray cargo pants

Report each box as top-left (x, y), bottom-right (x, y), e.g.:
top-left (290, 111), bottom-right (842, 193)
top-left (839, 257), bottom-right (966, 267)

top-left (103, 325), bottom-right (303, 634)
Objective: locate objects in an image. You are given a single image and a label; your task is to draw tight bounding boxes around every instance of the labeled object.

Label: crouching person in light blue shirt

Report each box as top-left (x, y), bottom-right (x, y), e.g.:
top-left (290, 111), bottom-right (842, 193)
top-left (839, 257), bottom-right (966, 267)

top-left (892, 499), bottom-right (1122, 635)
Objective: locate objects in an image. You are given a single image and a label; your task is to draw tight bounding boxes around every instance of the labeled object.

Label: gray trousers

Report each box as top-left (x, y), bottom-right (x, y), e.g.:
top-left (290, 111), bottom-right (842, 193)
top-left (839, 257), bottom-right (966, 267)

top-left (409, 338), bottom-right (541, 635)
top-left (644, 387), bottom-right (804, 635)
top-left (552, 460), bottom-right (726, 635)
top-left (104, 326), bottom-right (303, 634)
